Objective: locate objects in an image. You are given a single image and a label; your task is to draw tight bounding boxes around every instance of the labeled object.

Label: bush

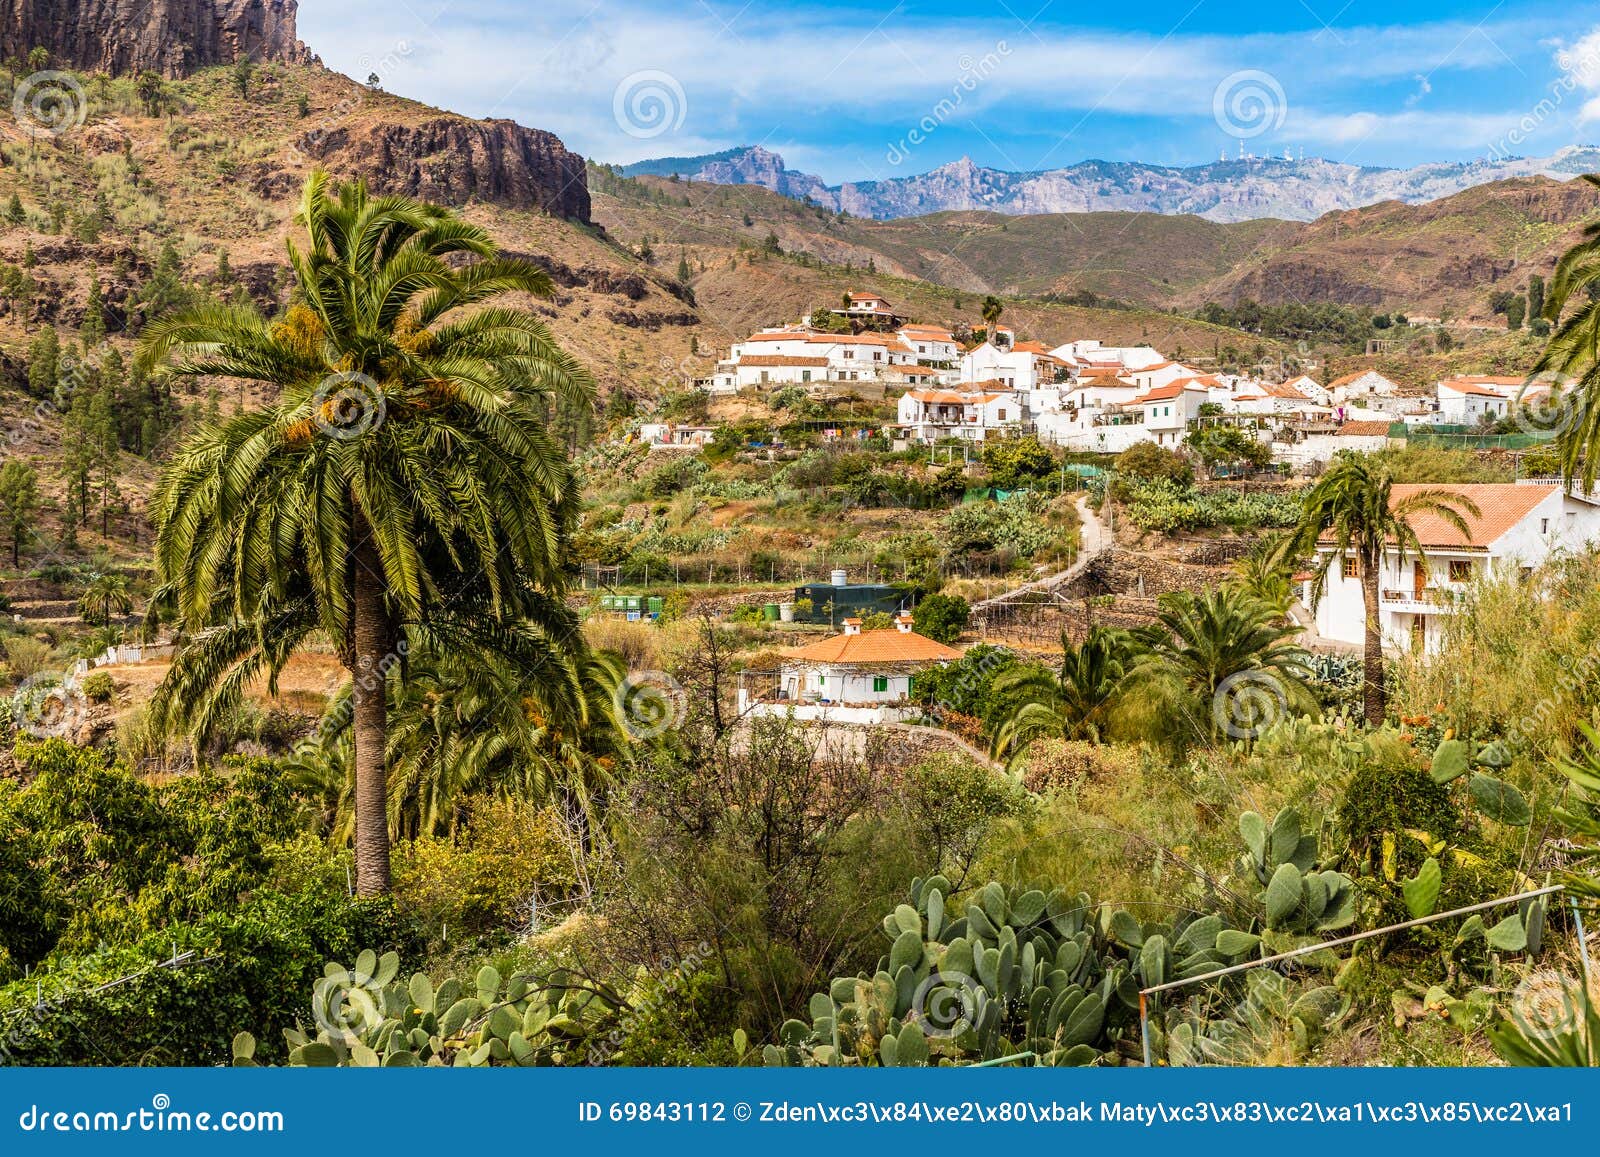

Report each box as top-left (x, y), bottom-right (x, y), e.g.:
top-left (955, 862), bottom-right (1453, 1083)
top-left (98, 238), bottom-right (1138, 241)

top-left (1114, 441), bottom-right (1193, 489)
top-left (1021, 739), bottom-right (1142, 795)
top-left (1336, 755), bottom-right (1461, 867)
top-left (912, 592), bottom-right (970, 643)
top-left (392, 799), bottom-right (579, 941)
top-left (0, 890), bottom-right (417, 1065)
top-left (80, 671), bottom-right (114, 703)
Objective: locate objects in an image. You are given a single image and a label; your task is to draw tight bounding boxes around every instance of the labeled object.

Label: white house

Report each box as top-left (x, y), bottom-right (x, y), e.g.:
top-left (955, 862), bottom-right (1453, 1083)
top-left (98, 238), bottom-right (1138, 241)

top-left (1050, 340), bottom-right (1166, 372)
top-left (717, 329), bottom-right (919, 390)
top-left (959, 334), bottom-right (1065, 394)
top-left (1307, 482), bottom-right (1600, 655)
top-left (898, 387), bottom-right (1019, 442)
top-left (1329, 370), bottom-right (1402, 405)
top-left (1130, 378), bottom-right (1209, 447)
top-left (1283, 375), bottom-right (1331, 405)
top-left (897, 324), bottom-right (961, 368)
top-left (739, 616), bottom-right (962, 724)
top-left (1437, 378), bottom-right (1510, 423)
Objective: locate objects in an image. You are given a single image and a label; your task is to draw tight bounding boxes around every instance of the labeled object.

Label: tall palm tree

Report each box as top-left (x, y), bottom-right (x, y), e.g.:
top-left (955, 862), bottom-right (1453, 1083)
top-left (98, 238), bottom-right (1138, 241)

top-left (990, 625), bottom-right (1139, 763)
top-left (143, 172), bottom-right (594, 895)
top-left (77, 570), bottom-right (133, 627)
top-left (1135, 588), bottom-right (1310, 741)
top-left (1295, 455), bottom-right (1478, 726)
top-left (1534, 172), bottom-right (1600, 485)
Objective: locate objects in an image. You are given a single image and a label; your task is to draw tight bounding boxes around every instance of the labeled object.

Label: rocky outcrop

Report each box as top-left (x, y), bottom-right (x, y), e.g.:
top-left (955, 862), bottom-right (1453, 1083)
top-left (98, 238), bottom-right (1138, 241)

top-left (0, 0), bottom-right (314, 78)
top-left (299, 117), bottom-right (591, 223)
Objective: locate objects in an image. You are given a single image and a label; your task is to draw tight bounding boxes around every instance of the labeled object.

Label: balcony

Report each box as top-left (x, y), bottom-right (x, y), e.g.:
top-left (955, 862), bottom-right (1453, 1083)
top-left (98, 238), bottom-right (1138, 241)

top-left (1380, 586), bottom-right (1459, 613)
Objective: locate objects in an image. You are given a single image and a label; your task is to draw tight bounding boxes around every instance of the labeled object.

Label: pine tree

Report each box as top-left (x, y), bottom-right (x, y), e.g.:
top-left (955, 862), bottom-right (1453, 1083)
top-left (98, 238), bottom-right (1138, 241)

top-left (81, 278), bottom-right (106, 344)
top-left (25, 326), bottom-right (57, 399)
top-left (4, 194), bottom-right (22, 225)
top-left (89, 374), bottom-right (119, 536)
top-left (0, 460), bottom-right (38, 567)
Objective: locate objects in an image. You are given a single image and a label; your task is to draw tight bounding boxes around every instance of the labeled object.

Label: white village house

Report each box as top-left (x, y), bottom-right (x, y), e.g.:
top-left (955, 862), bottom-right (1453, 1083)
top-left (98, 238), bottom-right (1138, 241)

top-left (1306, 482), bottom-right (1600, 655)
top-left (897, 386), bottom-right (1018, 442)
top-left (738, 615), bottom-right (961, 725)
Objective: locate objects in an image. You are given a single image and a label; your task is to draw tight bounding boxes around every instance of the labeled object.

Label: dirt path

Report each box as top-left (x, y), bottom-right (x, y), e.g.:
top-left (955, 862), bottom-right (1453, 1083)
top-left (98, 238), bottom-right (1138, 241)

top-left (972, 495), bottom-right (1110, 612)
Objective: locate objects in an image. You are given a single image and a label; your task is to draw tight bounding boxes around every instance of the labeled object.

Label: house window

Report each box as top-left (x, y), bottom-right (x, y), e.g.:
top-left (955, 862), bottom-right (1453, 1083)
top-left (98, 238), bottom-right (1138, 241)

top-left (1448, 560), bottom-right (1472, 582)
top-left (872, 676), bottom-right (889, 692)
top-left (801, 370), bottom-right (811, 382)
top-left (907, 677), bottom-right (915, 695)
top-left (1342, 557), bottom-right (1358, 579)
top-left (1541, 518), bottom-right (1549, 534)
top-left (998, 409), bottom-right (1007, 421)
top-left (760, 371), bottom-right (769, 384)
top-left (817, 674), bottom-right (827, 689)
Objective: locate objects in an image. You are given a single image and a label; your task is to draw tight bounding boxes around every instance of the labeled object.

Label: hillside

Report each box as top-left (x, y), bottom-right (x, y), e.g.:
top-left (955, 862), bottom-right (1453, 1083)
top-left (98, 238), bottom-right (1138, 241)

top-left (595, 166), bottom-right (1600, 325)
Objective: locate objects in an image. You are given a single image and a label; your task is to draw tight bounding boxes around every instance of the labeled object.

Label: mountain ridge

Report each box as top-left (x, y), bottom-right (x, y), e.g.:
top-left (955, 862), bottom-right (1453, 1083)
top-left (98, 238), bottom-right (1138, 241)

top-left (619, 144), bottom-right (1600, 224)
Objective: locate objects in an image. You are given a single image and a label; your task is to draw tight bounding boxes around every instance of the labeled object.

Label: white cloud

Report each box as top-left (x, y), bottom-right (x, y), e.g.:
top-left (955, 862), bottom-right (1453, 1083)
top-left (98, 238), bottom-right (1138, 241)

top-left (296, 1), bottom-right (1569, 174)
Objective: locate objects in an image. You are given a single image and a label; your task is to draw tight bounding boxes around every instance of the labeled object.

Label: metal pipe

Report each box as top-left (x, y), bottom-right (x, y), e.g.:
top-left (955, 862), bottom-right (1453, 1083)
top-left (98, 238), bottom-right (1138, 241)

top-left (1139, 990), bottom-right (1152, 1067)
top-left (1140, 884), bottom-right (1565, 998)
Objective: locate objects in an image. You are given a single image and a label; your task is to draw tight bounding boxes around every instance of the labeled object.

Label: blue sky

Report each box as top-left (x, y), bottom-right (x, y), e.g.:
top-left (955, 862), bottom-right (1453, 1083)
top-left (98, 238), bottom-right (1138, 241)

top-left (299, 0), bottom-right (1600, 181)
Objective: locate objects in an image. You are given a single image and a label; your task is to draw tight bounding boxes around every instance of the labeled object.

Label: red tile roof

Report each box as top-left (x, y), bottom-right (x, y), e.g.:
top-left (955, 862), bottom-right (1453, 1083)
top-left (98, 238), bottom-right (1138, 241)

top-left (1320, 484), bottom-right (1554, 549)
top-left (787, 629), bottom-right (961, 665)
top-left (1336, 420), bottom-right (1392, 436)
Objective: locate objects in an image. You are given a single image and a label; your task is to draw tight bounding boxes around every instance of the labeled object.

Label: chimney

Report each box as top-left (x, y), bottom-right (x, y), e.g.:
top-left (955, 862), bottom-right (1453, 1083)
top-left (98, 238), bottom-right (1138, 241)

top-left (895, 613), bottom-right (914, 633)
top-left (842, 617), bottom-right (862, 636)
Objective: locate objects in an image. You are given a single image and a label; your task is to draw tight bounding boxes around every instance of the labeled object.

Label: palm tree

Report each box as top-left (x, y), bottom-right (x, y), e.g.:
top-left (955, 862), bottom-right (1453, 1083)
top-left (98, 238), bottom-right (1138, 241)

top-left (77, 571), bottom-right (133, 627)
top-left (1135, 588), bottom-right (1310, 742)
top-left (143, 172), bottom-right (594, 895)
top-left (990, 625), bottom-right (1139, 764)
top-left (1227, 532), bottom-right (1299, 613)
top-left (1295, 455), bottom-right (1478, 726)
top-left (980, 295), bottom-right (1003, 332)
top-left (292, 643), bottom-right (628, 842)
top-left (1533, 172), bottom-right (1600, 485)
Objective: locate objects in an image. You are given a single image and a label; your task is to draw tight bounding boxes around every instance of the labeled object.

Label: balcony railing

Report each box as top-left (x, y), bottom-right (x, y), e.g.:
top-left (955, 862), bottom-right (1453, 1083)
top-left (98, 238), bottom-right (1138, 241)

top-left (1380, 586), bottom-right (1458, 608)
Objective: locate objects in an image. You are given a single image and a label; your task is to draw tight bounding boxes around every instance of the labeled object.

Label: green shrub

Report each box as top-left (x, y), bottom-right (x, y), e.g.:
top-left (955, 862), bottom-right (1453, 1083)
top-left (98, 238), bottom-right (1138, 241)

top-left (1336, 755), bottom-right (1461, 869)
top-left (912, 592), bottom-right (970, 643)
top-left (80, 671), bottom-right (114, 703)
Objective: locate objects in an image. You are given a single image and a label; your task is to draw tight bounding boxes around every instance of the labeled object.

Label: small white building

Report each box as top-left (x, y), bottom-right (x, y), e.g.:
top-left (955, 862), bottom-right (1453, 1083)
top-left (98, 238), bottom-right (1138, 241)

top-left (1130, 378), bottom-right (1209, 447)
top-left (897, 324), bottom-right (961, 367)
top-left (1437, 377), bottom-right (1511, 423)
top-left (1307, 482), bottom-right (1600, 655)
top-left (739, 616), bottom-right (962, 725)
top-left (1329, 370), bottom-right (1403, 406)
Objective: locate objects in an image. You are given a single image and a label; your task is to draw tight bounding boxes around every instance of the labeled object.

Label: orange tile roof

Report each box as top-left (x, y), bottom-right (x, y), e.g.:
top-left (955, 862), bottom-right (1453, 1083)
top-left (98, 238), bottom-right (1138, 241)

top-left (787, 629), bottom-right (962, 665)
top-left (1336, 420), bottom-right (1392, 436)
top-left (1439, 378), bottom-right (1510, 397)
top-left (1319, 484), bottom-right (1554, 550)
top-left (738, 354), bottom-right (829, 367)
top-left (1133, 378), bottom-right (1208, 404)
top-left (1263, 381), bottom-right (1310, 400)
top-left (907, 389), bottom-right (1005, 404)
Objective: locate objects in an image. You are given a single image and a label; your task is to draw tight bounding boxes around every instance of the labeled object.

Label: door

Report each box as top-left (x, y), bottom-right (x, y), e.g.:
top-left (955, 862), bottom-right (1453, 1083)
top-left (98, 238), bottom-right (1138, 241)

top-left (1410, 616), bottom-right (1426, 653)
top-left (1413, 560), bottom-right (1426, 598)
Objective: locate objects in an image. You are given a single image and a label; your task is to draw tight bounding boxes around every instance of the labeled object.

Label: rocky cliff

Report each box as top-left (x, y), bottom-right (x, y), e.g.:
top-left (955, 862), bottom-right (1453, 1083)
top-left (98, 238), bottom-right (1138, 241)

top-left (0, 0), bottom-right (313, 78)
top-left (299, 116), bottom-right (591, 223)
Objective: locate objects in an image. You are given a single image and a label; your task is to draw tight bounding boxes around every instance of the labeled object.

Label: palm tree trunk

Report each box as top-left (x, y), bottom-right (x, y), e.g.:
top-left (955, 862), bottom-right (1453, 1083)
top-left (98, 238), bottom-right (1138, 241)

top-left (350, 507), bottom-right (392, 896)
top-left (1360, 560), bottom-right (1385, 727)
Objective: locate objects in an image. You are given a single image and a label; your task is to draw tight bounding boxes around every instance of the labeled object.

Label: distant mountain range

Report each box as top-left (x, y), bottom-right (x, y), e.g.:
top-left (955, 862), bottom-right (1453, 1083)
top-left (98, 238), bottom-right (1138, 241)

top-left (618, 145), bottom-right (1600, 224)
